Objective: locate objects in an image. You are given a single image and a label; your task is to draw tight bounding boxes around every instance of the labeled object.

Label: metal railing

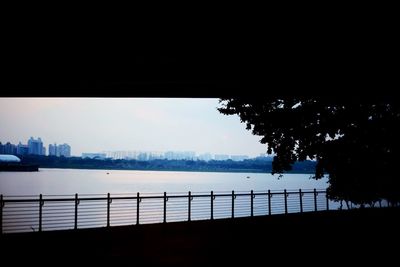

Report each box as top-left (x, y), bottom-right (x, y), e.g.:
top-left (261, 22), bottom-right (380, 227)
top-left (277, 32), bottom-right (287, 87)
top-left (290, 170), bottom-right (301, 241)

top-left (1, 189), bottom-right (335, 234)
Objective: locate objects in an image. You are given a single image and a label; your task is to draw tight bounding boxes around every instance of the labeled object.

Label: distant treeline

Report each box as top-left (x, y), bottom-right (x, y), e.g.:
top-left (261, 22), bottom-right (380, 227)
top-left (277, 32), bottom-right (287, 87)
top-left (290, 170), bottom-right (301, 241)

top-left (19, 155), bottom-right (316, 174)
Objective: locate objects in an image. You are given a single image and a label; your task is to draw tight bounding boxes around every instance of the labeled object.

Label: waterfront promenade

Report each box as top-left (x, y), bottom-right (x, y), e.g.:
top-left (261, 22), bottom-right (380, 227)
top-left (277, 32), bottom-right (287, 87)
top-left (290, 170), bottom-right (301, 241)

top-left (1, 208), bottom-right (399, 266)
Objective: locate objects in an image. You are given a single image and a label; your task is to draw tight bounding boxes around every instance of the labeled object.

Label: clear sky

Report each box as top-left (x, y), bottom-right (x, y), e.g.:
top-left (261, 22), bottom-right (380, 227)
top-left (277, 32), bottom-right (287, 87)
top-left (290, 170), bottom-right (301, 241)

top-left (0, 98), bottom-right (266, 157)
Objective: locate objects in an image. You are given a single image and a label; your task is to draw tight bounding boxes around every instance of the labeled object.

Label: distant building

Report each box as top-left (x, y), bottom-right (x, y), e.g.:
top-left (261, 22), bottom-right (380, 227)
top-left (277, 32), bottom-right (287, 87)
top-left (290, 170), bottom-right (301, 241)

top-left (49, 143), bottom-right (71, 157)
top-left (2, 142), bottom-right (17, 155)
top-left (164, 151), bottom-right (175, 160)
top-left (28, 137), bottom-right (45, 155)
top-left (0, 154), bottom-right (39, 171)
top-left (17, 142), bottom-right (29, 155)
top-left (58, 144), bottom-right (71, 157)
top-left (255, 153), bottom-right (273, 161)
top-left (164, 151), bottom-right (196, 160)
top-left (231, 155), bottom-right (249, 161)
top-left (148, 152), bottom-right (164, 160)
top-left (104, 150), bottom-right (164, 160)
top-left (1, 141), bottom-right (30, 155)
top-left (183, 151), bottom-right (196, 160)
top-left (214, 154), bottom-right (230, 161)
top-left (137, 153), bottom-right (148, 161)
top-left (198, 153), bottom-right (212, 161)
top-left (49, 143), bottom-right (57, 156)
top-left (81, 153), bottom-right (106, 160)
top-left (0, 154), bottom-right (21, 163)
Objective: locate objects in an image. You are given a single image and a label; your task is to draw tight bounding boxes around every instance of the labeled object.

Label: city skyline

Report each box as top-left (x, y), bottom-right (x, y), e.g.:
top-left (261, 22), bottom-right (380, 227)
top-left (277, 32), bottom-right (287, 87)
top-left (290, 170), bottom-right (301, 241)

top-left (0, 98), bottom-right (267, 157)
top-left (0, 137), bottom-right (70, 157)
top-left (1, 138), bottom-right (264, 161)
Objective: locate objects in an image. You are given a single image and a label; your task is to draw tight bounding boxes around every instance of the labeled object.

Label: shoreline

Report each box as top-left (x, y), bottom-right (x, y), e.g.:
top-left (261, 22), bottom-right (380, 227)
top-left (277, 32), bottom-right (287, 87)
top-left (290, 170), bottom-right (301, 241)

top-left (37, 166), bottom-right (316, 175)
top-left (18, 155), bottom-right (317, 175)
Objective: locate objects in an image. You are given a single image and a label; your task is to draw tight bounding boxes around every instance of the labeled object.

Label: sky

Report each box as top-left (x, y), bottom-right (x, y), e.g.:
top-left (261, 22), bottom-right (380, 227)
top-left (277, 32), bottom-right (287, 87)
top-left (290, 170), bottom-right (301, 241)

top-left (0, 98), bottom-right (266, 157)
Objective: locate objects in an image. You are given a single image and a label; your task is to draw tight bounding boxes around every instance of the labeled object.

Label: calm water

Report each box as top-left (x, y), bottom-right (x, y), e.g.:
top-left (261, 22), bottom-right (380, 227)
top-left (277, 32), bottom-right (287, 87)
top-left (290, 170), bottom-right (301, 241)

top-left (0, 168), bottom-right (328, 196)
top-left (1, 169), bottom-right (335, 233)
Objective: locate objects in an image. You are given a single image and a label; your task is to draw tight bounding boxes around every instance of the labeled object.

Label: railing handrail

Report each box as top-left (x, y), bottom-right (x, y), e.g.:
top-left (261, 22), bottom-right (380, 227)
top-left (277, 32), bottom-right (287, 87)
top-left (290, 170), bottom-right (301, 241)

top-left (1, 189), bottom-right (328, 202)
top-left (2, 188), bottom-right (392, 235)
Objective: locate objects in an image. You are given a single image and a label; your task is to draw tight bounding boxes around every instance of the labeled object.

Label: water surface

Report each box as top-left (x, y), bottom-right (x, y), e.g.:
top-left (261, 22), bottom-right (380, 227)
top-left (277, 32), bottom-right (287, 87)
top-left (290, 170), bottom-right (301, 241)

top-left (0, 168), bottom-right (328, 195)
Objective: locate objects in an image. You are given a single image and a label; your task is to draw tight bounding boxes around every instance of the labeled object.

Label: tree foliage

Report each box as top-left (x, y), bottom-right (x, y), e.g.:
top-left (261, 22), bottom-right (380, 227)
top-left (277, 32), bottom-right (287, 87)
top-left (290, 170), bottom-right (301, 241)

top-left (19, 154), bottom-right (316, 173)
top-left (218, 96), bottom-right (400, 204)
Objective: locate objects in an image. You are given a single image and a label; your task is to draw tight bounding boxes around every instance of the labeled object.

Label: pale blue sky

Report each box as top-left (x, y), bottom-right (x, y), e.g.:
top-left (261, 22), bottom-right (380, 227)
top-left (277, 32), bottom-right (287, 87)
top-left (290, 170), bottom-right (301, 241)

top-left (0, 98), bottom-right (266, 157)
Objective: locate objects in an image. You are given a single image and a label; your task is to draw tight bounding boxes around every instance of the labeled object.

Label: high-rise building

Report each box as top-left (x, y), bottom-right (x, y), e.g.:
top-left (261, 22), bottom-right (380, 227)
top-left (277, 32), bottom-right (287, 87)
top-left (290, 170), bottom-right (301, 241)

top-left (58, 144), bottom-right (71, 157)
top-left (28, 137), bottom-right (45, 155)
top-left (17, 142), bottom-right (29, 155)
top-left (49, 143), bottom-right (71, 157)
top-left (3, 142), bottom-right (17, 155)
top-left (49, 143), bottom-right (57, 156)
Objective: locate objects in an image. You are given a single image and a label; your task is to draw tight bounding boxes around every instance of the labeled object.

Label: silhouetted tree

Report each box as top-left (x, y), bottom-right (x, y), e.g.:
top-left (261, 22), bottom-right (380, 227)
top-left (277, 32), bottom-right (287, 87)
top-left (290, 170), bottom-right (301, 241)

top-left (218, 96), bottom-right (400, 205)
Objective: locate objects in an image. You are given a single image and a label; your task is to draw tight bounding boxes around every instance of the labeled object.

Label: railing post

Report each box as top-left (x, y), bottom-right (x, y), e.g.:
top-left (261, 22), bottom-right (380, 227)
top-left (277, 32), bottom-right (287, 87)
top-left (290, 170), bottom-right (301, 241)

top-left (163, 192), bottom-right (167, 223)
top-left (326, 191), bottom-right (329, 210)
top-left (250, 190), bottom-right (254, 217)
top-left (314, 188), bottom-right (318, 211)
top-left (107, 193), bottom-right (111, 227)
top-left (74, 193), bottom-right (79, 230)
top-left (136, 192), bottom-right (140, 225)
top-left (39, 194), bottom-right (43, 232)
top-left (284, 189), bottom-right (288, 214)
top-left (268, 190), bottom-right (271, 215)
top-left (299, 189), bottom-right (303, 213)
top-left (211, 191), bottom-right (214, 220)
top-left (188, 191), bottom-right (191, 222)
top-left (0, 194), bottom-right (3, 234)
top-left (231, 190), bottom-right (235, 218)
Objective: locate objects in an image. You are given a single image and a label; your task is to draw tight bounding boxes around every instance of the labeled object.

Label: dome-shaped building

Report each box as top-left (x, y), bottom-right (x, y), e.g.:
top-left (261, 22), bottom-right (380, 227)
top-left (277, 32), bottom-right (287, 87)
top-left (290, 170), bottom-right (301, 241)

top-left (0, 154), bottom-right (38, 171)
top-left (0, 154), bottom-right (21, 163)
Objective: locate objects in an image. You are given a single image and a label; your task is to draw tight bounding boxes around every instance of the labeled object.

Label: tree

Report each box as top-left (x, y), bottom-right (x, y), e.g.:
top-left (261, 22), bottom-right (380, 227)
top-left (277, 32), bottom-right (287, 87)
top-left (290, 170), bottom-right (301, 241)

top-left (218, 96), bottom-right (400, 205)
